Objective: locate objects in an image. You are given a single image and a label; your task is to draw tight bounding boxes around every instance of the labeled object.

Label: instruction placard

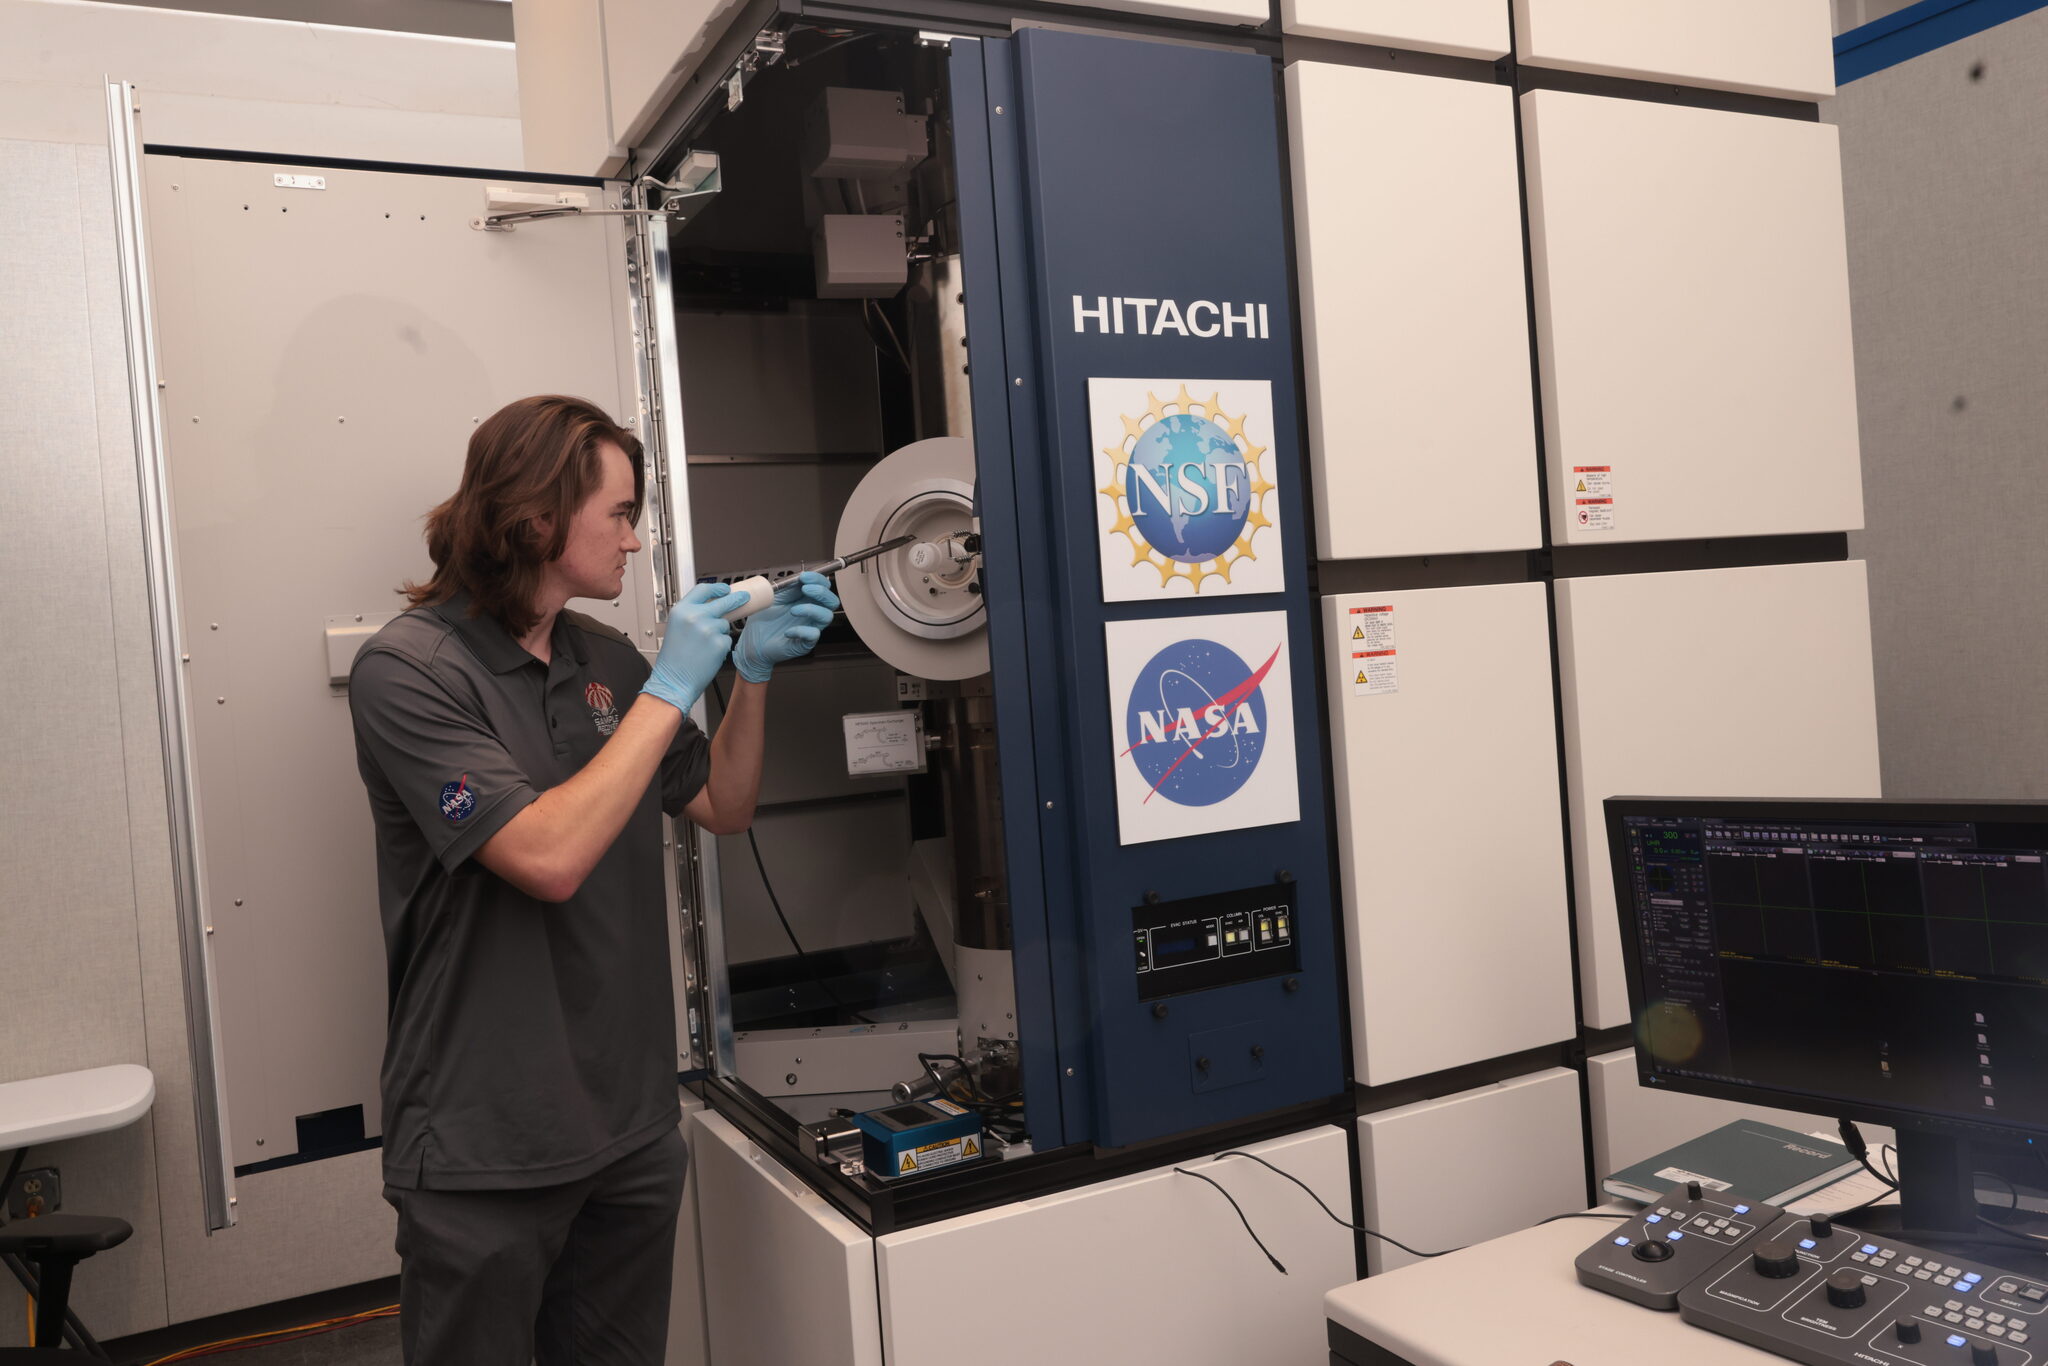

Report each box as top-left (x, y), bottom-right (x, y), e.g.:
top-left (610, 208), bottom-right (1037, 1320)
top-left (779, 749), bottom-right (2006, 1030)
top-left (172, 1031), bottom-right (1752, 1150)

top-left (1346, 605), bottom-right (1398, 697)
top-left (1572, 465), bottom-right (1614, 532)
top-left (843, 711), bottom-right (927, 776)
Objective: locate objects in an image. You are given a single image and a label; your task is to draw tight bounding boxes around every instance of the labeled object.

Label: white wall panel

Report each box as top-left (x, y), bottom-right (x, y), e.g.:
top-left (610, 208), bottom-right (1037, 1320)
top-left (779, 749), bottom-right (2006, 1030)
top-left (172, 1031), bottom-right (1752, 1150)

top-left (1514, 0), bottom-right (1836, 99)
top-left (1323, 585), bottom-right (1572, 1085)
top-left (693, 1110), bottom-right (882, 1366)
top-left (1289, 63), bottom-right (1539, 559)
top-left (1, 0), bottom-right (519, 165)
top-left (1556, 562), bottom-right (1881, 1031)
top-left (1282, 0), bottom-right (1510, 58)
top-left (1524, 90), bottom-right (1863, 546)
top-left (879, 1126), bottom-right (1352, 1366)
top-left (1358, 1069), bottom-right (1586, 1273)
top-left (1586, 1049), bottom-right (1893, 1190)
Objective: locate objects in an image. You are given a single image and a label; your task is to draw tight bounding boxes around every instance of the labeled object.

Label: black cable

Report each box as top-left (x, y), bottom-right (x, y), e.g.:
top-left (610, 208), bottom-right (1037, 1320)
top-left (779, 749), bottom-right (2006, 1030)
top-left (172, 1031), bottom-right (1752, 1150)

top-left (1538, 1212), bottom-right (1631, 1225)
top-left (708, 677), bottom-right (873, 1025)
top-left (1839, 1119), bottom-right (1899, 1191)
top-left (1176, 1168), bottom-right (1287, 1275)
top-left (1212, 1149), bottom-right (1462, 1259)
top-left (1980, 1170), bottom-right (2023, 1213)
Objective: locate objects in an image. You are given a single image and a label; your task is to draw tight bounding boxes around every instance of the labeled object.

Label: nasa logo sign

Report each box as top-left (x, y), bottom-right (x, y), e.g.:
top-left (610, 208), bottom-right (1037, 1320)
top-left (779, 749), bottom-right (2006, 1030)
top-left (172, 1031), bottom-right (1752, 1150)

top-left (1104, 611), bottom-right (1300, 846)
top-left (1123, 637), bottom-right (1276, 809)
top-left (1090, 378), bottom-right (1285, 603)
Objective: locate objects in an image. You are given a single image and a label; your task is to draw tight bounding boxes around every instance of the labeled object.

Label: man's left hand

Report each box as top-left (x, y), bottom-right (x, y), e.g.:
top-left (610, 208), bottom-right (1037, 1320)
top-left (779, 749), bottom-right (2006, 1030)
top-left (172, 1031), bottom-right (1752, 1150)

top-left (732, 571), bottom-right (839, 683)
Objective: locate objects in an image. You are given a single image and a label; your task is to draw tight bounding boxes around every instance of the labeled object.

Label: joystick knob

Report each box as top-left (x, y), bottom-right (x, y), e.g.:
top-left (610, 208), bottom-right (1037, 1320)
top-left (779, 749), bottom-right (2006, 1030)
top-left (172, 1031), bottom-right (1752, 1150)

top-left (1974, 1345), bottom-right (2001, 1366)
top-left (1687, 1180), bottom-right (1703, 1201)
top-left (1893, 1319), bottom-right (1922, 1345)
top-left (1630, 1240), bottom-right (1674, 1263)
top-left (1826, 1268), bottom-right (1866, 1309)
top-left (1811, 1215), bottom-right (1835, 1239)
top-left (1752, 1241), bottom-right (1801, 1279)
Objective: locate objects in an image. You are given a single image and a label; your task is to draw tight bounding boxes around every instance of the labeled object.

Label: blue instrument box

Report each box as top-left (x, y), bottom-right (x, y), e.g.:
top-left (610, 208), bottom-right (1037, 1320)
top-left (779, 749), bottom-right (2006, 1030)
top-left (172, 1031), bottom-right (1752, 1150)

top-left (853, 1098), bottom-right (985, 1180)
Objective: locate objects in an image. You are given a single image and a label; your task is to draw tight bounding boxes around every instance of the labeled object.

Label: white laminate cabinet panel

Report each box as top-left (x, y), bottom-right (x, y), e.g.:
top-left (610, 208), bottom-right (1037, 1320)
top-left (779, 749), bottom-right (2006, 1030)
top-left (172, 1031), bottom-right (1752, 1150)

top-left (1514, 0), bottom-right (1835, 99)
top-left (1358, 1069), bottom-right (1587, 1273)
top-left (1585, 1050), bottom-right (1893, 1189)
top-left (1282, 0), bottom-right (1509, 58)
top-left (601, 0), bottom-right (749, 150)
top-left (692, 1111), bottom-right (881, 1366)
top-left (665, 1091), bottom-right (709, 1366)
top-left (1289, 63), bottom-right (1539, 558)
top-left (1323, 585), bottom-right (1572, 1084)
top-left (512, 0), bottom-right (621, 176)
top-left (1556, 563), bottom-right (1882, 1030)
top-left (1524, 90), bottom-right (1862, 546)
top-left (878, 1126), bottom-right (1352, 1366)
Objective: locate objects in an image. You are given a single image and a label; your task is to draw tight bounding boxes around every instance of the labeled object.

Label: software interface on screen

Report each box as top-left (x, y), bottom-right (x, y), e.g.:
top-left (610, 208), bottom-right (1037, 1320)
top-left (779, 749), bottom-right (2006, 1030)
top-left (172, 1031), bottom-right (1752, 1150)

top-left (1619, 814), bottom-right (2048, 1134)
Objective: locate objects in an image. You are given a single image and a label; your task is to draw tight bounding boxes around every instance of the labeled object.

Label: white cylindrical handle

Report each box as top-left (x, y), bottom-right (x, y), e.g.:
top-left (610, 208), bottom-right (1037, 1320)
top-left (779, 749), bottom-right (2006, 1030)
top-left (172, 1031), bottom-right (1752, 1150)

top-left (724, 575), bottom-right (775, 621)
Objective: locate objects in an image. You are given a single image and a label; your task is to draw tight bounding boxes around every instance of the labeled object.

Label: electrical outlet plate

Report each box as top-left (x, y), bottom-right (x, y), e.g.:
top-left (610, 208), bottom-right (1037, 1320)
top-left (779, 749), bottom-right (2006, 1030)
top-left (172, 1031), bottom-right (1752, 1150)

top-left (8, 1168), bottom-right (59, 1219)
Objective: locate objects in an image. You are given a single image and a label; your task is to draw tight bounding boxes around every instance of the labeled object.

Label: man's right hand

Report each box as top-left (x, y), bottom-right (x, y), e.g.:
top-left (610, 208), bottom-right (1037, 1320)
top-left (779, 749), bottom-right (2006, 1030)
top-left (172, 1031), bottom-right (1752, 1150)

top-left (641, 581), bottom-right (747, 714)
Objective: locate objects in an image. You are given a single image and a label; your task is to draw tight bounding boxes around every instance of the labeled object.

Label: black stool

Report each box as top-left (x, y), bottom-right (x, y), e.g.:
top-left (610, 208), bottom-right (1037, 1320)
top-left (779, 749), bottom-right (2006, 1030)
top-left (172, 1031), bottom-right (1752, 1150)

top-left (0, 1215), bottom-right (130, 1360)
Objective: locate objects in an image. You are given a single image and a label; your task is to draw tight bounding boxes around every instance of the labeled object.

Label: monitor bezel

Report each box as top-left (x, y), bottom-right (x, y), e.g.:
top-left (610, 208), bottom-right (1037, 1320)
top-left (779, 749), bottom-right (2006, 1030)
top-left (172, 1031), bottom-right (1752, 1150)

top-left (1604, 794), bottom-right (2048, 1147)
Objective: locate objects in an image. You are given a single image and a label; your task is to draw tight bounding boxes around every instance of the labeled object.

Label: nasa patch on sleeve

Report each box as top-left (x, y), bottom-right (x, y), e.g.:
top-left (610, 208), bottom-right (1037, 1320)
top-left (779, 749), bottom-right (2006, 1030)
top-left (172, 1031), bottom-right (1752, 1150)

top-left (439, 776), bottom-right (478, 823)
top-left (1103, 610), bottom-right (1299, 846)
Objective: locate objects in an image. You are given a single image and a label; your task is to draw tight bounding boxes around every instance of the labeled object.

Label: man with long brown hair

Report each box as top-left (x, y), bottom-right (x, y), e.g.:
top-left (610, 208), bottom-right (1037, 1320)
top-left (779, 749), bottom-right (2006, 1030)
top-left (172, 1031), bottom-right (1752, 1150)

top-left (347, 394), bottom-right (834, 1364)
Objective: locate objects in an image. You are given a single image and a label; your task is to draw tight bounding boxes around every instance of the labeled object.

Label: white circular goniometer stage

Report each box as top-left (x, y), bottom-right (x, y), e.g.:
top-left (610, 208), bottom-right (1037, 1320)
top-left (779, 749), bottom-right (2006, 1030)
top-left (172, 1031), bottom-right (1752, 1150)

top-left (834, 436), bottom-right (989, 681)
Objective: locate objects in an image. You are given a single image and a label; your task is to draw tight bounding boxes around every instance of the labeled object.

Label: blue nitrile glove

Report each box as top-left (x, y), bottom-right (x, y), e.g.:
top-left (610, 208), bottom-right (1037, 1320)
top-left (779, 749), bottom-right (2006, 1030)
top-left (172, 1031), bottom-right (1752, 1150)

top-left (733, 571), bottom-right (840, 684)
top-left (642, 581), bottom-right (748, 713)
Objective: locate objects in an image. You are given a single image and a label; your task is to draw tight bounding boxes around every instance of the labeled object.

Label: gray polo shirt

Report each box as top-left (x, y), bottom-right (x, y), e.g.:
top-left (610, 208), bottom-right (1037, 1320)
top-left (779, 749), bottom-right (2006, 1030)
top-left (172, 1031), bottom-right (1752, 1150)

top-left (349, 592), bottom-right (709, 1191)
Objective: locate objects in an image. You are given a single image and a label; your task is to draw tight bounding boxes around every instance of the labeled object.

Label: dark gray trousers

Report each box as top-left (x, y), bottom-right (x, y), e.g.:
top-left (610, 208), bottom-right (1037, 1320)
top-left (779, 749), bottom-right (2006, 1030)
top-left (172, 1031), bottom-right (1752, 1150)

top-left (384, 1125), bottom-right (688, 1366)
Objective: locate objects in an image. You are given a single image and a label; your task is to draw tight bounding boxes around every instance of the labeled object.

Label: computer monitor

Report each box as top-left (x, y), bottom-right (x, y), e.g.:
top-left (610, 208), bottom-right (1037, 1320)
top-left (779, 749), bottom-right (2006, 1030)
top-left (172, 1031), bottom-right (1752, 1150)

top-left (1607, 797), bottom-right (2048, 1232)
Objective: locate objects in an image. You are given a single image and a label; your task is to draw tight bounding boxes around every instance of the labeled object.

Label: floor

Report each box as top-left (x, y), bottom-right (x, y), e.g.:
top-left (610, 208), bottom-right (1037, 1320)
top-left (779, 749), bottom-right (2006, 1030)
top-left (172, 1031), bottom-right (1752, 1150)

top-left (120, 1314), bottom-right (402, 1366)
top-left (102, 1279), bottom-right (401, 1366)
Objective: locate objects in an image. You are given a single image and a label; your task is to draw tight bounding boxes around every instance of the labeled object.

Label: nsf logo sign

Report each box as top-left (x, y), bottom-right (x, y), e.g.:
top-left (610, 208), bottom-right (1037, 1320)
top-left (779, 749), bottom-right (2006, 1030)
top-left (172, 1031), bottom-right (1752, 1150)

top-left (1105, 612), bottom-right (1300, 846)
top-left (1090, 378), bottom-right (1285, 603)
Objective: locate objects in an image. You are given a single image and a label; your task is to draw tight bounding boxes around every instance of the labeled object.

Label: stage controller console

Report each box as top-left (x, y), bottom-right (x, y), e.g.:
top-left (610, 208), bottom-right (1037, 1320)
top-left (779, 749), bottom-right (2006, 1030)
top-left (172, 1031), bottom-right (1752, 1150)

top-left (1579, 1183), bottom-right (2048, 1365)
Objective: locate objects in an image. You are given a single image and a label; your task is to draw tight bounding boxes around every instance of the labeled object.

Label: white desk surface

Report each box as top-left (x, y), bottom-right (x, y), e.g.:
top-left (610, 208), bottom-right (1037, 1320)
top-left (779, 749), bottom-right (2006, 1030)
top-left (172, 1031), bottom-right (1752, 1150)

top-left (1325, 1214), bottom-right (1785, 1366)
top-left (0, 1065), bottom-right (155, 1149)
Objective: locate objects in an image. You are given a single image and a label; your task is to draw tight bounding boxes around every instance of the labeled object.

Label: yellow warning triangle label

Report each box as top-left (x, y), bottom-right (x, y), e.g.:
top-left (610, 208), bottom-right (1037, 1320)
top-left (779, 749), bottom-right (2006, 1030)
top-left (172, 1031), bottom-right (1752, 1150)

top-left (899, 1152), bottom-right (916, 1173)
top-left (1355, 671), bottom-right (1367, 685)
top-left (963, 1137), bottom-right (980, 1158)
top-left (1352, 625), bottom-right (1364, 639)
top-left (1576, 479), bottom-right (1587, 492)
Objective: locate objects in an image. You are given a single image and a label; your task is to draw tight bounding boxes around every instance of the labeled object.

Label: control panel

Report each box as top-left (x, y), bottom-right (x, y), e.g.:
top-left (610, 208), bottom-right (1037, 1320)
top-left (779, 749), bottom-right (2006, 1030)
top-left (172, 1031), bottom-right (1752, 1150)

top-left (1682, 1213), bottom-right (2042, 1366)
top-left (1576, 1181), bottom-right (1783, 1309)
top-left (1133, 883), bottom-right (1299, 1002)
top-left (1577, 1194), bottom-right (2048, 1365)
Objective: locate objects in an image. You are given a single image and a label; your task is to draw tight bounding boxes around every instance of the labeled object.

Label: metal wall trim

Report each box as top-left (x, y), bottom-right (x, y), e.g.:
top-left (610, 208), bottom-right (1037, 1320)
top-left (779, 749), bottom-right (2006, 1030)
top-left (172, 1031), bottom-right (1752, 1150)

top-left (104, 80), bottom-right (239, 1232)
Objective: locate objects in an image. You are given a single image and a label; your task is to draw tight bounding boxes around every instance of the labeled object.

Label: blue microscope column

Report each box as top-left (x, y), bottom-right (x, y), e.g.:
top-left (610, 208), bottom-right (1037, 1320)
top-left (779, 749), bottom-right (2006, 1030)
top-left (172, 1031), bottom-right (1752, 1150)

top-left (956, 28), bottom-right (1346, 1150)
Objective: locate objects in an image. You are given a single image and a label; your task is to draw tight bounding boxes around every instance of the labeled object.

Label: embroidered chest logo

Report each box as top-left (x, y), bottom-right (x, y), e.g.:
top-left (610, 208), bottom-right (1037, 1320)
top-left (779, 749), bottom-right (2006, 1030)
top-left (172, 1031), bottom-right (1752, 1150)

top-left (585, 681), bottom-right (620, 736)
top-left (439, 775), bottom-right (476, 823)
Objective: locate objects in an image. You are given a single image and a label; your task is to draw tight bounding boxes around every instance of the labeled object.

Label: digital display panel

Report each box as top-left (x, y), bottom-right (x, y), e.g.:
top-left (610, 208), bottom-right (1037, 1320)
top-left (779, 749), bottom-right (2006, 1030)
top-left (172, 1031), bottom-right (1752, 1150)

top-left (1614, 806), bottom-right (2048, 1138)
